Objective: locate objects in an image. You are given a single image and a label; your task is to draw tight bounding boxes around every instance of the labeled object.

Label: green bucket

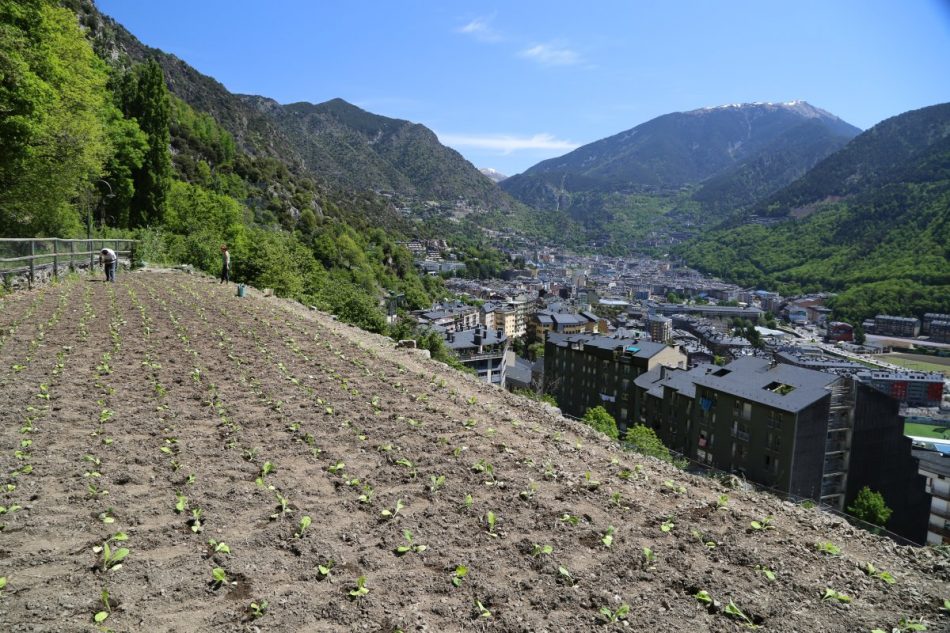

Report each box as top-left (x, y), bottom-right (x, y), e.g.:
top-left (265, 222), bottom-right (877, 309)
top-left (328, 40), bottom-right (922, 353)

top-left (236, 284), bottom-right (246, 298)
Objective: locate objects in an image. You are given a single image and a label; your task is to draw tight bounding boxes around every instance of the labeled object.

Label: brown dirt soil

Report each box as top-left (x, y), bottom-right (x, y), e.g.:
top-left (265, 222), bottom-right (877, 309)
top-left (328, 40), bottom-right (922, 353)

top-left (0, 271), bottom-right (948, 632)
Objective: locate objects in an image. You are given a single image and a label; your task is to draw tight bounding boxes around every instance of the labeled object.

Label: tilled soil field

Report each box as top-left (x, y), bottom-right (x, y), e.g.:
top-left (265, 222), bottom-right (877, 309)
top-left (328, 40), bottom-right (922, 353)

top-left (0, 271), bottom-right (947, 632)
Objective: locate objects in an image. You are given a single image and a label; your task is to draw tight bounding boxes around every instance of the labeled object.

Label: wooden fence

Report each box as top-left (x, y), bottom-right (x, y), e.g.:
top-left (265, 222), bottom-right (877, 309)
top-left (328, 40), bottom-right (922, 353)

top-left (0, 238), bottom-right (137, 289)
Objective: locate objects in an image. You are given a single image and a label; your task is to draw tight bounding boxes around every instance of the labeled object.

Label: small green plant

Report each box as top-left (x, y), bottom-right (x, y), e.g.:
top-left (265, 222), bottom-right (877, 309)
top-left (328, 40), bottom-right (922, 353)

top-left (723, 600), bottom-right (756, 627)
top-left (208, 539), bottom-right (230, 554)
top-left (599, 603), bottom-right (630, 624)
top-left (583, 470), bottom-right (601, 490)
top-left (174, 492), bottom-right (187, 514)
top-left (695, 590), bottom-right (713, 606)
top-left (326, 461), bottom-right (345, 475)
top-left (190, 508), bottom-right (203, 533)
top-left (474, 599), bottom-right (492, 618)
top-left (429, 474), bottom-right (445, 492)
top-left (560, 513), bottom-right (580, 526)
top-left (601, 526), bottom-right (616, 548)
top-left (394, 529), bottom-right (427, 555)
top-left (660, 517), bottom-right (675, 533)
top-left (862, 562), bottom-right (896, 585)
top-left (557, 566), bottom-right (576, 585)
top-left (462, 494), bottom-right (474, 510)
top-left (451, 565), bottom-right (468, 587)
top-left (256, 461), bottom-right (277, 486)
top-left (821, 588), bottom-right (852, 603)
top-left (381, 498), bottom-right (405, 520)
top-left (317, 560), bottom-right (334, 581)
top-left (95, 540), bottom-right (129, 573)
top-left (754, 565), bottom-right (776, 581)
top-left (295, 515), bottom-right (312, 538)
top-left (348, 575), bottom-right (369, 599)
top-left (749, 516), bottom-right (774, 531)
top-left (716, 494), bottom-right (729, 509)
top-left (485, 511), bottom-right (498, 537)
top-left (816, 541), bottom-right (841, 556)
top-left (211, 567), bottom-right (227, 588)
top-left (663, 479), bottom-right (686, 494)
top-left (642, 546), bottom-right (656, 569)
top-left (248, 600), bottom-right (268, 619)
top-left (94, 587), bottom-right (112, 623)
top-left (531, 543), bottom-right (553, 558)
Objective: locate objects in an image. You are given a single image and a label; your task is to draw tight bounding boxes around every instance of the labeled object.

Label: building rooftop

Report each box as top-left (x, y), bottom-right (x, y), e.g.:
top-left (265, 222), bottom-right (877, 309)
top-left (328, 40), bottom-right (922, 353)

top-left (692, 356), bottom-right (839, 413)
top-left (547, 332), bottom-right (670, 360)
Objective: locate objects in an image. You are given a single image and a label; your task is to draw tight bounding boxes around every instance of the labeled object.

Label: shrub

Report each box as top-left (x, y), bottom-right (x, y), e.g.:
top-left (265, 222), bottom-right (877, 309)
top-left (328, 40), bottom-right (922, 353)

top-left (582, 406), bottom-right (619, 440)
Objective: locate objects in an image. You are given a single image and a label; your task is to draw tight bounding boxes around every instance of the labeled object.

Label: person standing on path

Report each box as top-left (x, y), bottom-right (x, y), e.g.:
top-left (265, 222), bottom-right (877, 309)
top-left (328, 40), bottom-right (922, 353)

top-left (220, 244), bottom-right (231, 284)
top-left (99, 248), bottom-right (117, 283)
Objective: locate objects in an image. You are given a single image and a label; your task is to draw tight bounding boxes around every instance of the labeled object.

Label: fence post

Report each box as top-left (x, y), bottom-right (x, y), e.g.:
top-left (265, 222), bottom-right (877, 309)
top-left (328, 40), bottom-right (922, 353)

top-left (28, 240), bottom-right (35, 289)
top-left (69, 240), bottom-right (75, 272)
top-left (53, 240), bottom-right (58, 280)
top-left (89, 239), bottom-right (94, 272)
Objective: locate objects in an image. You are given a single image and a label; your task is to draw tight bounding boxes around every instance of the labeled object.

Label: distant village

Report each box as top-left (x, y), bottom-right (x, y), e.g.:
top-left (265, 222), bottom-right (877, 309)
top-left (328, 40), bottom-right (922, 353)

top-left (397, 240), bottom-right (950, 546)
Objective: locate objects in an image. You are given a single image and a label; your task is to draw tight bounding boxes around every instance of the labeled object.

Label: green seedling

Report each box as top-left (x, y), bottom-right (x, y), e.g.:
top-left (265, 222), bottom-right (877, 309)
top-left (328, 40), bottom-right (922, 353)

top-left (610, 491), bottom-right (626, 508)
top-left (96, 540), bottom-right (129, 572)
top-left (557, 566), bottom-right (576, 586)
top-left (642, 547), bottom-right (656, 569)
top-left (560, 513), bottom-right (580, 526)
top-left (451, 565), bottom-right (468, 587)
top-left (716, 494), bottom-right (729, 509)
top-left (87, 483), bottom-right (108, 499)
top-left (358, 485), bottom-right (374, 504)
top-left (317, 560), bottom-right (334, 581)
top-left (695, 590), bottom-right (713, 606)
top-left (531, 543), bottom-right (553, 558)
top-left (816, 541), bottom-right (841, 556)
top-left (601, 526), bottom-right (615, 548)
top-left (348, 575), bottom-right (369, 599)
top-left (295, 515), bottom-right (312, 538)
top-left (485, 511), bottom-right (498, 537)
top-left (270, 492), bottom-right (292, 520)
top-left (862, 562), bottom-right (896, 585)
top-left (466, 396), bottom-right (477, 406)
top-left (519, 481), bottom-right (538, 501)
top-left (821, 588), bottom-right (851, 603)
top-left (395, 458), bottom-right (417, 479)
top-left (475, 599), bottom-right (492, 618)
top-left (208, 539), bottom-right (231, 554)
top-left (327, 461), bottom-right (345, 475)
top-left (190, 508), bottom-right (203, 533)
top-left (429, 474), bottom-right (445, 492)
top-left (755, 565), bottom-right (776, 581)
top-left (395, 529), bottom-right (427, 555)
top-left (0, 504), bottom-right (22, 514)
top-left (690, 528), bottom-right (717, 549)
top-left (94, 588), bottom-right (112, 623)
top-left (98, 509), bottom-right (115, 524)
top-left (381, 498), bottom-right (405, 520)
top-left (723, 601), bottom-right (756, 627)
top-left (599, 604), bottom-right (630, 624)
top-left (256, 461), bottom-right (277, 486)
top-left (749, 516), bottom-right (774, 531)
top-left (660, 518), bottom-right (675, 533)
top-left (663, 479), bottom-right (686, 494)
top-left (174, 492), bottom-right (187, 514)
top-left (583, 471), bottom-right (601, 489)
top-left (617, 468), bottom-right (633, 480)
top-left (211, 567), bottom-right (227, 588)
top-left (462, 494), bottom-right (474, 510)
top-left (248, 600), bottom-right (268, 619)
top-left (462, 418), bottom-right (477, 429)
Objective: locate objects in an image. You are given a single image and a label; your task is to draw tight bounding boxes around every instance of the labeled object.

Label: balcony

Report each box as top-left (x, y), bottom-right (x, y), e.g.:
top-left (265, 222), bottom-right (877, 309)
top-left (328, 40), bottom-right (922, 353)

top-left (824, 459), bottom-right (847, 475)
top-left (825, 441), bottom-right (849, 454)
top-left (731, 429), bottom-right (750, 442)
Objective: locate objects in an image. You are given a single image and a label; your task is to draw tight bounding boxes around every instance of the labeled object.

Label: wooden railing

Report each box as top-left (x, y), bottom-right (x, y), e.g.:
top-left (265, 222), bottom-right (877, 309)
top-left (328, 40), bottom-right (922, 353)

top-left (0, 238), bottom-right (137, 289)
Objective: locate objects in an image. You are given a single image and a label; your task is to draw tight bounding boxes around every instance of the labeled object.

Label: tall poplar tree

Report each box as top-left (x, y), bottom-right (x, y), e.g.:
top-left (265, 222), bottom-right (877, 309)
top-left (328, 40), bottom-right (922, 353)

top-left (118, 59), bottom-right (170, 227)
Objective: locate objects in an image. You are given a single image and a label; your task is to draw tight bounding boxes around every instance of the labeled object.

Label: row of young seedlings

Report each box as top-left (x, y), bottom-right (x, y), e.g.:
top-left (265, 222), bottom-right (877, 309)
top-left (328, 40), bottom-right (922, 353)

top-left (185, 277), bottom-right (916, 627)
top-left (135, 279), bottom-right (271, 621)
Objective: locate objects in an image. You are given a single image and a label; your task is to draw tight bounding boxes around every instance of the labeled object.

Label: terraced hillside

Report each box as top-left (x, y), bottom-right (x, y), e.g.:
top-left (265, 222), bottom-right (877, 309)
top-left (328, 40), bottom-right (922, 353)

top-left (0, 271), bottom-right (947, 632)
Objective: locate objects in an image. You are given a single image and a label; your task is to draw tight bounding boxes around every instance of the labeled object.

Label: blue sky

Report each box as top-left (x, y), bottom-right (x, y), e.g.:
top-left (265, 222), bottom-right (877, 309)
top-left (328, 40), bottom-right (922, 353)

top-left (97, 0), bottom-right (950, 176)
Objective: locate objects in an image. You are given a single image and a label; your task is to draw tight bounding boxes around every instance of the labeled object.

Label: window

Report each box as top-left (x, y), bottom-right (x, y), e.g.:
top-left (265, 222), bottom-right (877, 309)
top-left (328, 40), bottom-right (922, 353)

top-left (741, 402), bottom-right (752, 421)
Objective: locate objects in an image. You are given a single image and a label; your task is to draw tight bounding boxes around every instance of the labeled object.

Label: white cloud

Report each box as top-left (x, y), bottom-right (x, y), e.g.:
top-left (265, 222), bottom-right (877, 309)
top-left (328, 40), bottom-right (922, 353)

top-left (457, 15), bottom-right (501, 42)
top-left (438, 132), bottom-right (580, 155)
top-left (519, 43), bottom-right (581, 66)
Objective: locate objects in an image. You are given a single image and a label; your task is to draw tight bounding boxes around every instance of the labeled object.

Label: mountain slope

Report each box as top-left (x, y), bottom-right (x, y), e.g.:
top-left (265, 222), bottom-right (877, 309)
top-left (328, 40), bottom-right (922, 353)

top-left (73, 1), bottom-right (509, 211)
top-left (502, 102), bottom-right (860, 211)
top-left (678, 103), bottom-right (950, 322)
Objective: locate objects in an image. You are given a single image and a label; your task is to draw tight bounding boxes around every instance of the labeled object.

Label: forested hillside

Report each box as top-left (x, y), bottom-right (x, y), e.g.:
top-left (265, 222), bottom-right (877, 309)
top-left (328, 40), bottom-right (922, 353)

top-left (678, 103), bottom-right (950, 323)
top-left (1, 0), bottom-right (448, 333)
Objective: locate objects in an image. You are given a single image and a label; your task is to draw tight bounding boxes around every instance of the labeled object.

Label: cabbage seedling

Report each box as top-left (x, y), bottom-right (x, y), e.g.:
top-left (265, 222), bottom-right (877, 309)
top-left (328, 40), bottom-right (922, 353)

top-left (755, 565), bottom-right (776, 581)
top-left (723, 600), bottom-right (756, 627)
top-left (815, 541), bottom-right (841, 556)
top-left (270, 492), bottom-right (291, 520)
top-left (531, 544), bottom-right (553, 558)
top-left (190, 508), bottom-right (203, 533)
top-left (660, 518), bottom-right (675, 533)
top-left (248, 600), bottom-right (268, 619)
top-left (601, 526), bottom-right (615, 548)
top-left (451, 565), bottom-right (468, 587)
top-left (348, 576), bottom-right (368, 599)
top-left (211, 567), bottom-right (227, 588)
top-left (381, 498), bottom-right (405, 520)
top-left (862, 562), bottom-right (896, 585)
top-left (94, 588), bottom-right (111, 623)
top-left (327, 461), bottom-right (345, 475)
top-left (599, 604), bottom-right (630, 624)
top-left (485, 511), bottom-right (497, 538)
top-left (429, 475), bottom-right (445, 492)
top-left (821, 588), bottom-right (851, 603)
top-left (97, 541), bottom-right (129, 572)
top-left (695, 590), bottom-right (713, 606)
top-left (560, 513), bottom-right (580, 526)
top-left (208, 539), bottom-right (230, 555)
top-left (174, 492), bottom-right (187, 514)
top-left (557, 566), bottom-right (575, 586)
top-left (317, 560), bottom-right (334, 581)
top-left (749, 516), bottom-right (774, 531)
top-left (474, 599), bottom-right (492, 618)
top-left (394, 529), bottom-right (427, 555)
top-left (294, 516), bottom-right (312, 538)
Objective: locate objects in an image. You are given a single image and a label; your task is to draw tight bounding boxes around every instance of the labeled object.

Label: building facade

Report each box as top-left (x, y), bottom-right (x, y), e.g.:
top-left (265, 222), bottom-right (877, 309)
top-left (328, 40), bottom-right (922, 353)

top-left (874, 315), bottom-right (921, 338)
top-left (855, 370), bottom-right (945, 408)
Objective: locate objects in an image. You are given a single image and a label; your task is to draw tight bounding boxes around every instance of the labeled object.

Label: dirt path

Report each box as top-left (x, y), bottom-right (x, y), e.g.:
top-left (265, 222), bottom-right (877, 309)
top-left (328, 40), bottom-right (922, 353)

top-left (0, 271), bottom-right (947, 632)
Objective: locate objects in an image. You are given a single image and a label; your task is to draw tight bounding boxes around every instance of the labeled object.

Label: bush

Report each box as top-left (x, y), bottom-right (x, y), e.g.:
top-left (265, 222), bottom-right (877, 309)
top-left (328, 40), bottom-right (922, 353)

top-left (847, 486), bottom-right (892, 527)
top-left (624, 424), bottom-right (672, 462)
top-left (582, 406), bottom-right (619, 440)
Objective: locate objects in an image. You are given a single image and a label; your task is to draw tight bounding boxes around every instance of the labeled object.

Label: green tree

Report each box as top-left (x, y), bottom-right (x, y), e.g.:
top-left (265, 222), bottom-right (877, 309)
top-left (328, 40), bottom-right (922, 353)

top-left (0, 0), bottom-right (112, 236)
top-left (624, 424), bottom-right (672, 462)
top-left (847, 486), bottom-right (892, 527)
top-left (117, 59), bottom-right (170, 227)
top-left (582, 406), bottom-right (619, 440)
top-left (853, 324), bottom-right (866, 345)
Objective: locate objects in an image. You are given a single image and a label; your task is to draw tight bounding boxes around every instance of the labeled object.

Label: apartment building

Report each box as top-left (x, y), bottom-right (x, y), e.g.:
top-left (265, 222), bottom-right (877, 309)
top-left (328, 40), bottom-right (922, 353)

top-left (912, 448), bottom-right (950, 545)
top-left (855, 369), bottom-right (945, 408)
top-left (543, 333), bottom-right (686, 432)
top-left (874, 315), bottom-right (921, 338)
